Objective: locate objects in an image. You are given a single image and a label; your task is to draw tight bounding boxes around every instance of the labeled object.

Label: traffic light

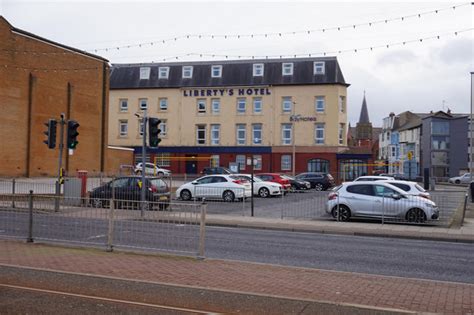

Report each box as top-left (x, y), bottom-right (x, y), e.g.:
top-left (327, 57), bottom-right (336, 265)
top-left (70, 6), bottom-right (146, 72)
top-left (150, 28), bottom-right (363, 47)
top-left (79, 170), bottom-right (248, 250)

top-left (148, 117), bottom-right (162, 147)
top-left (43, 119), bottom-right (57, 149)
top-left (66, 120), bottom-right (80, 149)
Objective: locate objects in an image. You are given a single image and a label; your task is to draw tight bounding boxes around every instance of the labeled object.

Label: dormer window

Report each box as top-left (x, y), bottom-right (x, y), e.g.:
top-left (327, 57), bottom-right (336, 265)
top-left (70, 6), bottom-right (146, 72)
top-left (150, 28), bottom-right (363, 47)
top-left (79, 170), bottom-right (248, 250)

top-left (253, 63), bottom-right (264, 77)
top-left (313, 62), bottom-right (325, 75)
top-left (211, 65), bottom-right (222, 78)
top-left (282, 63), bottom-right (293, 76)
top-left (158, 67), bottom-right (169, 79)
top-left (182, 66), bottom-right (193, 78)
top-left (139, 67), bottom-right (150, 80)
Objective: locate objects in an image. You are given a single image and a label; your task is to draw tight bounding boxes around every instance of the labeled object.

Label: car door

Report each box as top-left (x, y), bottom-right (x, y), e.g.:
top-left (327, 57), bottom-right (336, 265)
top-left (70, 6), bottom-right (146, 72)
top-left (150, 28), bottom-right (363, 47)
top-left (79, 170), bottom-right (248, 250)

top-left (110, 177), bottom-right (131, 201)
top-left (210, 176), bottom-right (229, 198)
top-left (345, 184), bottom-right (376, 216)
top-left (193, 176), bottom-right (215, 198)
top-left (373, 185), bottom-right (404, 218)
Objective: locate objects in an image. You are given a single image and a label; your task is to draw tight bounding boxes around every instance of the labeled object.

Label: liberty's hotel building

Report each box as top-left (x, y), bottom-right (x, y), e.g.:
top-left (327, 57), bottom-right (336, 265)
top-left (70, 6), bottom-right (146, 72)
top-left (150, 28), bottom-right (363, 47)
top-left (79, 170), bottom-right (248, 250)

top-left (109, 57), bottom-right (351, 177)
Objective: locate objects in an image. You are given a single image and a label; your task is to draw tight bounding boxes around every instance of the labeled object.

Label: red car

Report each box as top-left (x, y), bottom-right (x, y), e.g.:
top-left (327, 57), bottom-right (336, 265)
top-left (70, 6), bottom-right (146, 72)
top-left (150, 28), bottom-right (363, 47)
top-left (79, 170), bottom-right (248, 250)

top-left (256, 173), bottom-right (291, 193)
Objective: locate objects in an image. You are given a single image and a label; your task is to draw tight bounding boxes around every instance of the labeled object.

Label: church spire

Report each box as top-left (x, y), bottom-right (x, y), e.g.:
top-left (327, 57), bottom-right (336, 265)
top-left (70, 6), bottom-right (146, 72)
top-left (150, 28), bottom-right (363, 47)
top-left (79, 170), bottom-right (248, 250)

top-left (358, 91), bottom-right (370, 124)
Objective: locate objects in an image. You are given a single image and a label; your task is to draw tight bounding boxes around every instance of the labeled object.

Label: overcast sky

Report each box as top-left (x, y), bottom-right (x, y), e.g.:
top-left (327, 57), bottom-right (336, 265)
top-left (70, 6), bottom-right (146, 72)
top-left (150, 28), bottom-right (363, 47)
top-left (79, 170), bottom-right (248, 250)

top-left (2, 0), bottom-right (473, 126)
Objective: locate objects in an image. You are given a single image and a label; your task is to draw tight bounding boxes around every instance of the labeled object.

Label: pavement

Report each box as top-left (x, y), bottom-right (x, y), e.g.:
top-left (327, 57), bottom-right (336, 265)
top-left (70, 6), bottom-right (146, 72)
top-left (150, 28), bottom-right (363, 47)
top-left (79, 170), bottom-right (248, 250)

top-left (1, 203), bottom-right (474, 314)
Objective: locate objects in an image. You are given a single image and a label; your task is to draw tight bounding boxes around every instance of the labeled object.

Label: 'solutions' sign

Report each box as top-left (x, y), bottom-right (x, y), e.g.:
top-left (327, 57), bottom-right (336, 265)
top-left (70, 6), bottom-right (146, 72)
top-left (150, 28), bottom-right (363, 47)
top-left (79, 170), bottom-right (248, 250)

top-left (290, 114), bottom-right (317, 122)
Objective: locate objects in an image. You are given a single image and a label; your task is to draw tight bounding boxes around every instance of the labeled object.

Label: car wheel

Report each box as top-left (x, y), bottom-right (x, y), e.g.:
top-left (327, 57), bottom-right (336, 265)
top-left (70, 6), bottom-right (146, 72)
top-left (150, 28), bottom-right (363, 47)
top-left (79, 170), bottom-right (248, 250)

top-left (406, 208), bottom-right (426, 223)
top-left (223, 190), bottom-right (235, 202)
top-left (157, 172), bottom-right (164, 176)
top-left (455, 180), bottom-right (460, 184)
top-left (258, 187), bottom-right (270, 198)
top-left (91, 198), bottom-right (103, 208)
top-left (314, 183), bottom-right (323, 191)
top-left (180, 189), bottom-right (192, 201)
top-left (331, 205), bottom-right (351, 222)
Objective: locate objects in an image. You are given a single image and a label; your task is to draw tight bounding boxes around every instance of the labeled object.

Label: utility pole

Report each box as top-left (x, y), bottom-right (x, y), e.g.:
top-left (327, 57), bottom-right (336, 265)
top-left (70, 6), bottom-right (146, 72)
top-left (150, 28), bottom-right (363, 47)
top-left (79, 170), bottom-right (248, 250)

top-left (292, 101), bottom-right (296, 176)
top-left (55, 113), bottom-right (65, 211)
top-left (141, 109), bottom-right (147, 217)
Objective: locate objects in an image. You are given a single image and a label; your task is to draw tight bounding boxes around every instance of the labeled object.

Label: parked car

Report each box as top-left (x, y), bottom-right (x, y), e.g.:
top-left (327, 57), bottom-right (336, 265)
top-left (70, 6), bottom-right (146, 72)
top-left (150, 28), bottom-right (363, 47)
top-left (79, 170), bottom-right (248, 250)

top-left (326, 182), bottom-right (439, 223)
top-left (295, 172), bottom-right (335, 191)
top-left (201, 167), bottom-right (235, 175)
top-left (353, 175), bottom-right (394, 182)
top-left (134, 162), bottom-right (171, 176)
top-left (89, 176), bottom-right (170, 210)
top-left (255, 173), bottom-right (291, 192)
top-left (379, 180), bottom-right (431, 199)
top-left (448, 173), bottom-right (472, 184)
top-left (236, 174), bottom-right (283, 198)
top-left (176, 175), bottom-right (251, 202)
top-left (280, 174), bottom-right (311, 191)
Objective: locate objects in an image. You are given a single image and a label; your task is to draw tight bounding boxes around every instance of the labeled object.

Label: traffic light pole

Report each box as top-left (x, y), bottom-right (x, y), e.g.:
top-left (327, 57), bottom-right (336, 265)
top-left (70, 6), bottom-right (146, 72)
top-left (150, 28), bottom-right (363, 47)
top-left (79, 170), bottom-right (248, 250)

top-left (55, 113), bottom-right (65, 211)
top-left (141, 109), bottom-right (147, 217)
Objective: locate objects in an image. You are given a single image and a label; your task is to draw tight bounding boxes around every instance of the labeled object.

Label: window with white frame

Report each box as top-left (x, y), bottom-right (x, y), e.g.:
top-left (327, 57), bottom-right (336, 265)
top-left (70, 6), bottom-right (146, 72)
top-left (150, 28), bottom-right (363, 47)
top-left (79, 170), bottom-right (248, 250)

top-left (313, 62), bottom-right (325, 75)
top-left (339, 96), bottom-right (346, 113)
top-left (339, 123), bottom-right (345, 144)
top-left (253, 155), bottom-right (262, 170)
top-left (211, 124), bottom-right (220, 145)
top-left (281, 155), bottom-right (291, 171)
top-left (253, 97), bottom-right (262, 114)
top-left (182, 66), bottom-right (193, 78)
top-left (139, 98), bottom-right (148, 110)
top-left (159, 120), bottom-right (167, 136)
top-left (315, 96), bottom-right (325, 113)
top-left (237, 98), bottom-right (246, 114)
top-left (211, 65), bottom-right (222, 78)
top-left (196, 125), bottom-right (206, 145)
top-left (315, 123), bottom-right (325, 144)
top-left (253, 63), bottom-right (264, 76)
top-left (211, 98), bottom-right (220, 114)
top-left (282, 63), bottom-right (293, 75)
top-left (210, 155), bottom-right (220, 167)
top-left (282, 97), bottom-right (292, 113)
top-left (155, 153), bottom-right (171, 167)
top-left (236, 124), bottom-right (246, 145)
top-left (119, 120), bottom-right (128, 137)
top-left (197, 99), bottom-right (206, 113)
top-left (282, 124), bottom-right (292, 145)
top-left (119, 99), bottom-right (128, 112)
top-left (252, 124), bottom-right (262, 145)
top-left (159, 98), bottom-right (168, 111)
top-left (139, 67), bottom-right (151, 80)
top-left (236, 155), bottom-right (246, 170)
top-left (158, 67), bottom-right (169, 79)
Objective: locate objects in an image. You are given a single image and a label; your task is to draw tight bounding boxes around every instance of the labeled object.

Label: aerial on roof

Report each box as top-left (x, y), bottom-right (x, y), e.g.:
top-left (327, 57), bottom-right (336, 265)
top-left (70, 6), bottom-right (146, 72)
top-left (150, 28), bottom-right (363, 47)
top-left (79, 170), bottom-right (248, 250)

top-left (110, 57), bottom-right (349, 89)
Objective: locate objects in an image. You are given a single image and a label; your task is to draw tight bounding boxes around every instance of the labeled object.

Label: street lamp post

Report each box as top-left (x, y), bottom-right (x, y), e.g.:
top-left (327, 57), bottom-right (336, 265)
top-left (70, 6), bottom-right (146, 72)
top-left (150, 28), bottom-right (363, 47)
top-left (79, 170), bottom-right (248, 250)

top-left (292, 101), bottom-right (296, 176)
top-left (470, 72), bottom-right (473, 182)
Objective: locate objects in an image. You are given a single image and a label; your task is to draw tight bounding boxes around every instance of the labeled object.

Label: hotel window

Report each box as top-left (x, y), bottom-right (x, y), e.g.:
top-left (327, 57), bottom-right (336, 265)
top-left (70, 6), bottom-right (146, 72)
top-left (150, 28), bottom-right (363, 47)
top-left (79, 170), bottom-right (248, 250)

top-left (339, 96), bottom-right (346, 113)
top-left (211, 65), bottom-right (222, 78)
top-left (236, 124), bottom-right (246, 145)
top-left (182, 66), bottom-right (193, 78)
top-left (211, 98), bottom-right (220, 114)
top-left (252, 124), bottom-right (262, 145)
top-left (139, 67), bottom-right (150, 80)
top-left (119, 120), bottom-right (128, 137)
top-left (313, 62), bottom-right (325, 75)
top-left (315, 123), bottom-right (325, 144)
top-left (315, 96), bottom-right (325, 113)
top-left (139, 98), bottom-right (148, 110)
top-left (211, 124), bottom-right (220, 145)
top-left (282, 124), bottom-right (292, 145)
top-left (236, 155), bottom-right (246, 171)
top-left (282, 97), bottom-right (292, 113)
top-left (197, 99), bottom-right (206, 113)
top-left (119, 99), bottom-right (128, 112)
top-left (158, 67), bottom-right (169, 79)
top-left (281, 155), bottom-right (291, 171)
top-left (196, 125), bottom-right (206, 145)
top-left (253, 63), bottom-right (264, 76)
top-left (339, 123), bottom-right (345, 144)
top-left (253, 155), bottom-right (262, 170)
top-left (159, 120), bottom-right (167, 136)
top-left (237, 98), bottom-right (246, 114)
top-left (159, 98), bottom-right (168, 111)
top-left (253, 97), bottom-right (262, 114)
top-left (282, 63), bottom-right (293, 76)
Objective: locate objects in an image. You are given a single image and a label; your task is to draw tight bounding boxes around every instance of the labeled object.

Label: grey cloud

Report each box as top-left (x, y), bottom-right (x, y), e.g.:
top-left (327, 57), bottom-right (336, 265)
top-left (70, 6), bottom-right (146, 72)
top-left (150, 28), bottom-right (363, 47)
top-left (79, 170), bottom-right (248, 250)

top-left (435, 38), bottom-right (473, 65)
top-left (376, 50), bottom-right (417, 67)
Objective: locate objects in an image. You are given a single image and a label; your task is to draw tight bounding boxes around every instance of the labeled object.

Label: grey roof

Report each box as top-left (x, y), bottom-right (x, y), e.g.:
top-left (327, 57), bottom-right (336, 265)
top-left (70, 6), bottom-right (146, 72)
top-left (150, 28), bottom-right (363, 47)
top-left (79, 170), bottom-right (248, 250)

top-left (358, 94), bottom-right (370, 124)
top-left (110, 57), bottom-right (349, 89)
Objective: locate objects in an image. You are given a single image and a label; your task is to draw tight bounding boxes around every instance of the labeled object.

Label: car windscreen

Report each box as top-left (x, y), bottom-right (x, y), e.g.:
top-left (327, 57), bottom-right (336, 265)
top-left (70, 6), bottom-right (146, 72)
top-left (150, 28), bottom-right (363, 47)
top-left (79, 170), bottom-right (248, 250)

top-left (150, 179), bottom-right (167, 188)
top-left (389, 183), bottom-right (410, 192)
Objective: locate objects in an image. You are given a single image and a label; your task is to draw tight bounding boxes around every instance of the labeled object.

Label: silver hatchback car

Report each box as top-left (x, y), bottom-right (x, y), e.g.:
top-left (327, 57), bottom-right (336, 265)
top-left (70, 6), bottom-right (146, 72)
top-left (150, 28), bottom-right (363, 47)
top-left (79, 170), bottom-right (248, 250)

top-left (326, 182), bottom-right (439, 223)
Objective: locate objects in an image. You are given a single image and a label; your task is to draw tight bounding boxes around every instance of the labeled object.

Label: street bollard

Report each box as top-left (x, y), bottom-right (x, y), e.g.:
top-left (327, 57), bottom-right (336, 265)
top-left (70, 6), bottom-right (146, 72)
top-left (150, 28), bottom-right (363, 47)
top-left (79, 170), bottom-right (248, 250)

top-left (11, 178), bottom-right (15, 208)
top-left (198, 199), bottom-right (207, 259)
top-left (27, 190), bottom-right (34, 243)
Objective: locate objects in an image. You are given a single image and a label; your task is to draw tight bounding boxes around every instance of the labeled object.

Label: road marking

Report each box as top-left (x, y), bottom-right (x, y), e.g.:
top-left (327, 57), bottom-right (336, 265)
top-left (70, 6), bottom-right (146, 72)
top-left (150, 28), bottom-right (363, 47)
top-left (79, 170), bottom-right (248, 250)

top-left (86, 234), bottom-right (106, 240)
top-left (0, 283), bottom-right (219, 314)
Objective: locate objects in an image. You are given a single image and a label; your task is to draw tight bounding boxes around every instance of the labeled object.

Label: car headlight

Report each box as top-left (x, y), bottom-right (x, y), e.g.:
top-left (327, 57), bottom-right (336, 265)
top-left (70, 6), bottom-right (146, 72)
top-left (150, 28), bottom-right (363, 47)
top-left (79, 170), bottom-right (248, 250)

top-left (424, 203), bottom-right (434, 208)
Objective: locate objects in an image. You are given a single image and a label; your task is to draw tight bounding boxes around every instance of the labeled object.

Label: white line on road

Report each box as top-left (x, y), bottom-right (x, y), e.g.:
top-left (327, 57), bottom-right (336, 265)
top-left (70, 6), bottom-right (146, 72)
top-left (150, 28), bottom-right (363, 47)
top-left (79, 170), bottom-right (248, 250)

top-left (86, 234), bottom-right (106, 240)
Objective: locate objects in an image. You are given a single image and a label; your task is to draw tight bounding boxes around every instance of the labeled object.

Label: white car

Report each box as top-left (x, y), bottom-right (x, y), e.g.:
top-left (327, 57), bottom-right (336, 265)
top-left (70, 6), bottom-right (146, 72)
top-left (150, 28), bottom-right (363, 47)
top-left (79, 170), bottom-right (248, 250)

top-left (176, 175), bottom-right (252, 202)
top-left (448, 173), bottom-right (471, 184)
top-left (326, 182), bottom-right (439, 223)
top-left (134, 162), bottom-right (171, 176)
top-left (379, 180), bottom-right (430, 199)
top-left (236, 174), bottom-right (283, 198)
top-left (353, 175), bottom-right (395, 182)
